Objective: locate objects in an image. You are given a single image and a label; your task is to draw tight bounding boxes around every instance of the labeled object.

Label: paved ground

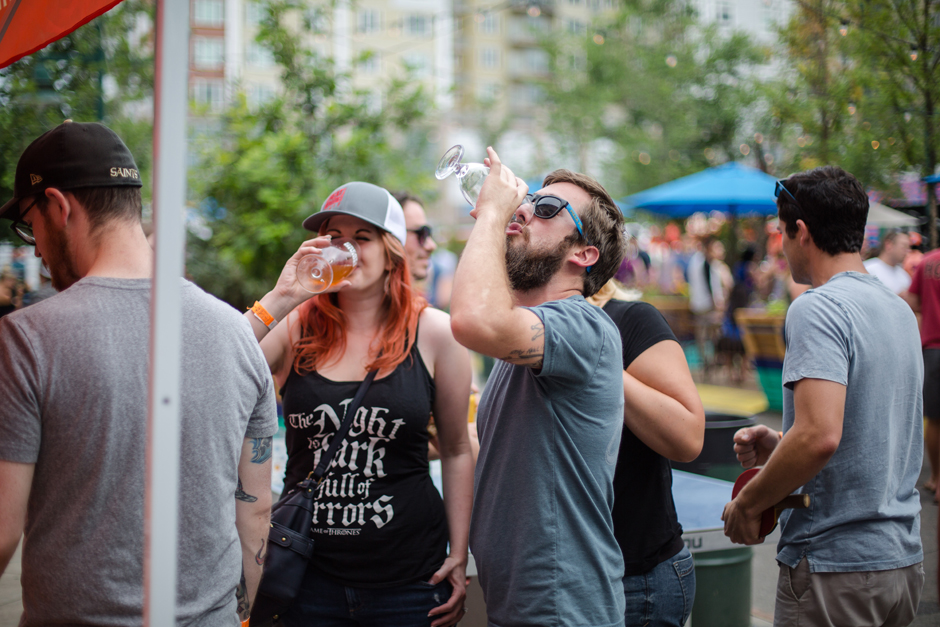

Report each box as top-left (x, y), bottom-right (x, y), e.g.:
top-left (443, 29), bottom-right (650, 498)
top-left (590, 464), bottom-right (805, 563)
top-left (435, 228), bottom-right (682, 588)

top-left (2, 410), bottom-right (937, 626)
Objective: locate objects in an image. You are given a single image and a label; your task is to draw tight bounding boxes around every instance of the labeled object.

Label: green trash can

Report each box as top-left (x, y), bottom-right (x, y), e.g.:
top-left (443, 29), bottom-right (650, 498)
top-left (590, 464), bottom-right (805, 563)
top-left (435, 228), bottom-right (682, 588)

top-left (691, 547), bottom-right (753, 627)
top-left (673, 412), bottom-right (756, 483)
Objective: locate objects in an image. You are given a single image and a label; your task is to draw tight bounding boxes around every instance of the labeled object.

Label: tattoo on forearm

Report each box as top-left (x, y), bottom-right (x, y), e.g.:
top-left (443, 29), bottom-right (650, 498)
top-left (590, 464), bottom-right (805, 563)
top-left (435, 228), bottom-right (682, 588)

top-left (250, 437), bottom-right (272, 464)
top-left (505, 346), bottom-right (544, 368)
top-left (530, 322), bottom-right (544, 342)
top-left (236, 571), bottom-right (250, 620)
top-left (255, 539), bottom-right (266, 566)
top-left (236, 477), bottom-right (258, 503)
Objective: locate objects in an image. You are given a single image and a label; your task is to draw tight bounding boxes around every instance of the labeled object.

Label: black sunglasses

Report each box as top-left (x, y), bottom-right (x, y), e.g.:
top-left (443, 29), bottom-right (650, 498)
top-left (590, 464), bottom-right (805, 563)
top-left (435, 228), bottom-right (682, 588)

top-left (774, 180), bottom-right (802, 210)
top-left (408, 225), bottom-right (433, 246)
top-left (9, 196), bottom-right (39, 246)
top-left (522, 193), bottom-right (592, 273)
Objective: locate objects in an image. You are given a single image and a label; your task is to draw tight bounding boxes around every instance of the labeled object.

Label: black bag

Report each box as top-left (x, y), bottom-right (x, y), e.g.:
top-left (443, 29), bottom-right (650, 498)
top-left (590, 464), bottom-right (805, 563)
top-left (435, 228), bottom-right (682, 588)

top-left (250, 370), bottom-right (377, 624)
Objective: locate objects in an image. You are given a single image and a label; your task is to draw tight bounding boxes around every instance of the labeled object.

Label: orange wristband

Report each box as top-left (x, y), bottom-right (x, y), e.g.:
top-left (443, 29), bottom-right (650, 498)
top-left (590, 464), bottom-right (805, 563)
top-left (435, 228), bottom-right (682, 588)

top-left (249, 301), bottom-right (277, 330)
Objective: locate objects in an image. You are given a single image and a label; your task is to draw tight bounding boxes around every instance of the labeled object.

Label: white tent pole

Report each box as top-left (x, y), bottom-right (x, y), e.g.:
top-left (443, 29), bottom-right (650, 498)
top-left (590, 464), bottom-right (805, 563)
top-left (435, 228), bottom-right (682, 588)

top-left (144, 0), bottom-right (188, 623)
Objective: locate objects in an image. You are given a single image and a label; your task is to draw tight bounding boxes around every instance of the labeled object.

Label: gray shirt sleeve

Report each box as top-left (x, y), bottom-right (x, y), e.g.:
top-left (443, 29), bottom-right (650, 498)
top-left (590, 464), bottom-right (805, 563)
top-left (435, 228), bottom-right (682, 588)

top-left (240, 317), bottom-right (279, 439)
top-left (782, 292), bottom-right (850, 389)
top-left (528, 299), bottom-right (607, 397)
top-left (0, 316), bottom-right (42, 463)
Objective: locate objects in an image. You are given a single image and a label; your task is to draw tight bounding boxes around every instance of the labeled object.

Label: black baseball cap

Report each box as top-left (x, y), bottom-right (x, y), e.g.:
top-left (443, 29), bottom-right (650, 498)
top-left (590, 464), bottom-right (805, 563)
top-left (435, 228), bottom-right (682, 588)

top-left (0, 121), bottom-right (143, 221)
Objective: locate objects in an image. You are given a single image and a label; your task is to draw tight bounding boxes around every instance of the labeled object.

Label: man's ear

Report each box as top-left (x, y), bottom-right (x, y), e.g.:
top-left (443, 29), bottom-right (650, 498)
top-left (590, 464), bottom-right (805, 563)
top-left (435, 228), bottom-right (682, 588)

top-left (795, 219), bottom-right (812, 247)
top-left (42, 188), bottom-right (72, 228)
top-left (571, 244), bottom-right (600, 272)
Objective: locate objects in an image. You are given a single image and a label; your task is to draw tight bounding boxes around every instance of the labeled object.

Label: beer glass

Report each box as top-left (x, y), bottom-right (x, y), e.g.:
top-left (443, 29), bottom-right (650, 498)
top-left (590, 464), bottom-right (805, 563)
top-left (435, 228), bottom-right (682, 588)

top-left (435, 145), bottom-right (489, 206)
top-left (296, 238), bottom-right (360, 294)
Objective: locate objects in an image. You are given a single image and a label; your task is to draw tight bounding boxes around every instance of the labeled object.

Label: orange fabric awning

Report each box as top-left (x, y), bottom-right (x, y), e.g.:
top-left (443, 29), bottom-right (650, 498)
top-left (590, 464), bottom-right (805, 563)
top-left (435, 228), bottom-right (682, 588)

top-left (0, 0), bottom-right (124, 68)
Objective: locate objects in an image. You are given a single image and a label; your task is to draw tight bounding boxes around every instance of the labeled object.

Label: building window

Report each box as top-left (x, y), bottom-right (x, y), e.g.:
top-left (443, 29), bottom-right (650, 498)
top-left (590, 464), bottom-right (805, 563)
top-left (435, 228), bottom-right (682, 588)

top-left (358, 10), bottom-right (381, 33)
top-left (305, 8), bottom-right (330, 34)
top-left (477, 81), bottom-right (500, 101)
top-left (191, 78), bottom-right (224, 111)
top-left (193, 36), bottom-right (224, 69)
top-left (245, 1), bottom-right (265, 26)
top-left (567, 19), bottom-right (585, 34)
top-left (480, 47), bottom-right (500, 69)
top-left (247, 43), bottom-right (275, 68)
top-left (510, 83), bottom-right (543, 110)
top-left (481, 13), bottom-right (499, 34)
top-left (364, 90), bottom-right (382, 114)
top-left (717, 2), bottom-right (733, 25)
top-left (406, 14), bottom-right (431, 36)
top-left (358, 51), bottom-right (381, 74)
top-left (193, 0), bottom-right (224, 27)
top-left (247, 83), bottom-right (276, 108)
top-left (402, 53), bottom-right (431, 78)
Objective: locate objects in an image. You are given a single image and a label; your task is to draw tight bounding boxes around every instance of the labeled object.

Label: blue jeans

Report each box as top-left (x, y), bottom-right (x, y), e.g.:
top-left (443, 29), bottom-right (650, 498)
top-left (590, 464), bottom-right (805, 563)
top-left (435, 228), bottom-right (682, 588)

top-left (622, 546), bottom-right (695, 627)
top-left (280, 565), bottom-right (453, 627)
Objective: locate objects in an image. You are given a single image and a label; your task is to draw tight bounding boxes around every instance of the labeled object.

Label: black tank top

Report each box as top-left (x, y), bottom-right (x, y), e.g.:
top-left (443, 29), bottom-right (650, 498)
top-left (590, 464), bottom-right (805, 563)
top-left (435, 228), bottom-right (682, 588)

top-left (280, 334), bottom-right (448, 588)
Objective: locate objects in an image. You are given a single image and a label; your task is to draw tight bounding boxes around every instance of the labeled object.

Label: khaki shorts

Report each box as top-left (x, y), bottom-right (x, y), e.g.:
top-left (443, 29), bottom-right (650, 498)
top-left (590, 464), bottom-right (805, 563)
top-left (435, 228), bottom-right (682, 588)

top-left (775, 558), bottom-right (924, 627)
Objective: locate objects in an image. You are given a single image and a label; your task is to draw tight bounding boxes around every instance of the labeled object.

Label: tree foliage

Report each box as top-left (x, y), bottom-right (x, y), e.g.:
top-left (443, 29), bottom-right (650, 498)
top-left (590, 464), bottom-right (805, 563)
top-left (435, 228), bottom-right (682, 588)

top-left (187, 0), bottom-right (437, 307)
top-left (544, 0), bottom-right (766, 197)
top-left (0, 0), bottom-right (154, 240)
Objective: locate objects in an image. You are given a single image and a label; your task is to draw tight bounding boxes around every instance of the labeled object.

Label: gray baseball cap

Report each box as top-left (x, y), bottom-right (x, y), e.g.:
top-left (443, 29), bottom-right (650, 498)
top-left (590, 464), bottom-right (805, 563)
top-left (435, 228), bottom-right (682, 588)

top-left (303, 182), bottom-right (407, 245)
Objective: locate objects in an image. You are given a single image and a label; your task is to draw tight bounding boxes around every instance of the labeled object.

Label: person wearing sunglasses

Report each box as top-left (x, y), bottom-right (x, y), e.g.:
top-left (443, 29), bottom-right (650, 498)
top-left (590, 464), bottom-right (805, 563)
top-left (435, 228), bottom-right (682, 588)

top-left (724, 167), bottom-right (925, 626)
top-left (393, 191), bottom-right (438, 283)
top-left (0, 122), bottom-right (279, 626)
top-left (450, 147), bottom-right (629, 627)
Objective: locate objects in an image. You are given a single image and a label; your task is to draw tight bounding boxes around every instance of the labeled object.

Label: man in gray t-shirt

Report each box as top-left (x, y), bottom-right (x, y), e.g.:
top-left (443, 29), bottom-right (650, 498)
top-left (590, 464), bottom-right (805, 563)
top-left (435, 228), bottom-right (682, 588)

top-left (0, 122), bottom-right (278, 626)
top-left (450, 150), bottom-right (627, 627)
top-left (723, 166), bottom-right (924, 627)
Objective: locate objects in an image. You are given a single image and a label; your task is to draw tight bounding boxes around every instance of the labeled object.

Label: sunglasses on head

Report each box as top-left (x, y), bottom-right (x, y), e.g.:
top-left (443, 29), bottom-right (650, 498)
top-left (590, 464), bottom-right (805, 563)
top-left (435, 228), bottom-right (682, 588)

top-left (522, 193), bottom-right (593, 273)
top-left (408, 224), bottom-right (433, 246)
top-left (774, 180), bottom-right (803, 210)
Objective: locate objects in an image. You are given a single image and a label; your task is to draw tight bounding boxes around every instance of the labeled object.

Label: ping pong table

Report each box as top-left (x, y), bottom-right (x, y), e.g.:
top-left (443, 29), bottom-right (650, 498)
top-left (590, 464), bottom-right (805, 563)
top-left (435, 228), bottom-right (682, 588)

top-left (674, 469), bottom-right (780, 551)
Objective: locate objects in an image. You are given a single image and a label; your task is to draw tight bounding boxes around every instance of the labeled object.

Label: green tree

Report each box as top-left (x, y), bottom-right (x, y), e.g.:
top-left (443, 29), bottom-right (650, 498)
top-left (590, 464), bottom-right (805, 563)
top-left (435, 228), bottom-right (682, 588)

top-left (755, 0), bottom-right (898, 192)
top-left (0, 0), bottom-right (154, 243)
top-left (187, 0), bottom-right (436, 307)
top-left (846, 0), bottom-right (940, 248)
top-left (544, 0), bottom-right (766, 198)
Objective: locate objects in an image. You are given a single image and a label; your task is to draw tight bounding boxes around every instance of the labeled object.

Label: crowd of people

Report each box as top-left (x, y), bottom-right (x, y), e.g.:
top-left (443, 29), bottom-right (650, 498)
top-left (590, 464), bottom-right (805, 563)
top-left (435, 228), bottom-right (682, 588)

top-left (0, 121), bottom-right (935, 627)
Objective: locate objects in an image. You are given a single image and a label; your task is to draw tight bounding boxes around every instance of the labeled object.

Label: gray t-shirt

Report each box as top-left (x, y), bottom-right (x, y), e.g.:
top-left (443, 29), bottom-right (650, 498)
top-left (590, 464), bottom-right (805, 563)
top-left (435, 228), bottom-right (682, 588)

top-left (470, 296), bottom-right (626, 627)
top-left (0, 277), bottom-right (277, 626)
top-left (778, 272), bottom-right (923, 573)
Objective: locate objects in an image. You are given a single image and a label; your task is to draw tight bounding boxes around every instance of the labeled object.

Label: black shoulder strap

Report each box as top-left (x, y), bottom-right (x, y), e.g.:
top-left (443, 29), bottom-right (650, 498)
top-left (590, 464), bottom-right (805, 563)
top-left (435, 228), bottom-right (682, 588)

top-left (309, 369), bottom-right (378, 483)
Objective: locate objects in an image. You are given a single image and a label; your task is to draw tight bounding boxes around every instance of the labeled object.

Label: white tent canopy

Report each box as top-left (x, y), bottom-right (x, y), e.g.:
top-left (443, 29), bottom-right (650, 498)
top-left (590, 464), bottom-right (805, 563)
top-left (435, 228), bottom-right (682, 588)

top-left (867, 202), bottom-right (920, 227)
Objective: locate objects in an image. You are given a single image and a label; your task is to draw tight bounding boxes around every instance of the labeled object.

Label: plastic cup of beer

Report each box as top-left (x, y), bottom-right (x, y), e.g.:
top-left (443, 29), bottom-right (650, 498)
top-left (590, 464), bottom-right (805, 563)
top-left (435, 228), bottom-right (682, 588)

top-left (296, 238), bottom-right (360, 294)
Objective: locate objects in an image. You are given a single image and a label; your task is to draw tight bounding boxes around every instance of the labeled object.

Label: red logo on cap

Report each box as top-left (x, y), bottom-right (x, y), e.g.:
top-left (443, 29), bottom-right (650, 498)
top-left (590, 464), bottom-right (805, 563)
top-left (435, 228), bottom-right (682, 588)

top-left (324, 188), bottom-right (346, 211)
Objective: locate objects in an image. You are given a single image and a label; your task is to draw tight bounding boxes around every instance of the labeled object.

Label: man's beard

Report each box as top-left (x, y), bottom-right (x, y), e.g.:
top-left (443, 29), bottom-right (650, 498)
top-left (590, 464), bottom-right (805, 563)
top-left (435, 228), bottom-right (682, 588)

top-left (505, 233), bottom-right (572, 292)
top-left (43, 217), bottom-right (81, 291)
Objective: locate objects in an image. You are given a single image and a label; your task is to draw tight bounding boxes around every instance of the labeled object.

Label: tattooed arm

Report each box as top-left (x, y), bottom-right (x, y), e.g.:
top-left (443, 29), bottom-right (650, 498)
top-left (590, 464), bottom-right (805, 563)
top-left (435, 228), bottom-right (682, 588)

top-left (234, 437), bottom-right (273, 619)
top-left (449, 150), bottom-right (552, 368)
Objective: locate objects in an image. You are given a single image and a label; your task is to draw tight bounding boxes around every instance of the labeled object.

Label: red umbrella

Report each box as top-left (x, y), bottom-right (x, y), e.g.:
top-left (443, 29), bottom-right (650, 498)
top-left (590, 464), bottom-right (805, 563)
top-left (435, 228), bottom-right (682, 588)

top-left (0, 0), bottom-right (124, 67)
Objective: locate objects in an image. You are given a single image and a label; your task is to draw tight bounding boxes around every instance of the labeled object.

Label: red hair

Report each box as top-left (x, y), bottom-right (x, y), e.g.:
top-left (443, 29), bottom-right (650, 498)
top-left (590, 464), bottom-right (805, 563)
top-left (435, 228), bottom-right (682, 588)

top-left (292, 231), bottom-right (428, 375)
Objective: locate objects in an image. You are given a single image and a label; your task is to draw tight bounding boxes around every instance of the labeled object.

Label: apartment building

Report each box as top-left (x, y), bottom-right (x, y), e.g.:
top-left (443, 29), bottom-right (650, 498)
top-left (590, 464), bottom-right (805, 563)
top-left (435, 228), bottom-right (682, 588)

top-left (451, 0), bottom-right (615, 122)
top-left (188, 0), bottom-right (454, 113)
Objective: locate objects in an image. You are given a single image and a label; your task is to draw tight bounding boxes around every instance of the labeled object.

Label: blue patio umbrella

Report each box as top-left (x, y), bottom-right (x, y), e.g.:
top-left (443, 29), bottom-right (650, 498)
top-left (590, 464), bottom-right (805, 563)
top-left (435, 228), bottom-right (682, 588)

top-left (621, 162), bottom-right (779, 218)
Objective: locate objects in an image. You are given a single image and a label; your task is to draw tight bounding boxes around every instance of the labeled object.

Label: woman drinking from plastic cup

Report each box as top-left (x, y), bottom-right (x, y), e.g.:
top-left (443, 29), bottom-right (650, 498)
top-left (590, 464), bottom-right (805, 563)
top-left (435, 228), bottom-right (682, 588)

top-left (244, 182), bottom-right (473, 627)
